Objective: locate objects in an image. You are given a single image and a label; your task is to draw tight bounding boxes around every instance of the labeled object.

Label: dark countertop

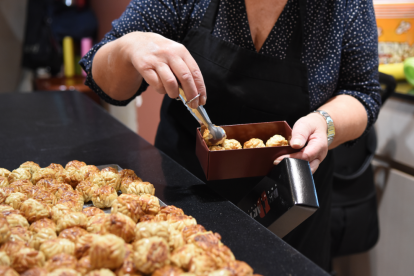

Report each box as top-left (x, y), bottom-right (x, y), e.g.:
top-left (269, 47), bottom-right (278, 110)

top-left (0, 91), bottom-right (328, 276)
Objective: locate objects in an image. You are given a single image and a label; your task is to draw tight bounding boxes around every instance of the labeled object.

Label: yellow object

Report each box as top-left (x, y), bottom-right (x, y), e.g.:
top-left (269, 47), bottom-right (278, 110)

top-left (379, 63), bottom-right (406, 80)
top-left (63, 36), bottom-right (75, 77)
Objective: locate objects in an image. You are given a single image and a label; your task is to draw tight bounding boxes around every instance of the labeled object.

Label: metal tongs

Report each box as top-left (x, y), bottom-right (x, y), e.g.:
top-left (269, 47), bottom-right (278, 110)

top-left (177, 87), bottom-right (226, 145)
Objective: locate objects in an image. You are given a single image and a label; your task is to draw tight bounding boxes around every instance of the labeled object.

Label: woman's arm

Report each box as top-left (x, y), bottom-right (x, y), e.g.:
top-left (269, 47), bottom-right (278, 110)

top-left (80, 0), bottom-right (207, 108)
top-left (274, 0), bottom-right (381, 173)
top-left (92, 32), bottom-right (206, 108)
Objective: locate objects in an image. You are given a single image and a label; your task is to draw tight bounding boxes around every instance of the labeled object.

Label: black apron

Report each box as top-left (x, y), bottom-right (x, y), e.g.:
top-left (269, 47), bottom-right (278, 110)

top-left (155, 0), bottom-right (333, 270)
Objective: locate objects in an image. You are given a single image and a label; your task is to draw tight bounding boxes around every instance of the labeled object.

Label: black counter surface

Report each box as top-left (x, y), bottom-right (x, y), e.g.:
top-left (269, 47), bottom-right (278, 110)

top-left (0, 92), bottom-right (328, 276)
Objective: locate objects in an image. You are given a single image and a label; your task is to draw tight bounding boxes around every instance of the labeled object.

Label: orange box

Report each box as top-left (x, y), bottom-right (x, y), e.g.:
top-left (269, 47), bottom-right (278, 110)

top-left (195, 121), bottom-right (300, 180)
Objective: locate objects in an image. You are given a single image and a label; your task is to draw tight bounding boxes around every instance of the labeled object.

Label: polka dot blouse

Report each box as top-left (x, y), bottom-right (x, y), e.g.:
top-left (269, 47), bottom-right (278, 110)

top-left (80, 0), bottom-right (381, 139)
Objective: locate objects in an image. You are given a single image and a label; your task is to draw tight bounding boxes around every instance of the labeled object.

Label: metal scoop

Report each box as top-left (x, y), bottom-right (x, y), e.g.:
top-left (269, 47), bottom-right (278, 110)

top-left (177, 87), bottom-right (226, 145)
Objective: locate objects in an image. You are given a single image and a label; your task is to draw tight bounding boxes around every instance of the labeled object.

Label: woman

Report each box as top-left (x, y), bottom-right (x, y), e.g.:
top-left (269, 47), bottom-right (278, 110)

top-left (80, 0), bottom-right (381, 270)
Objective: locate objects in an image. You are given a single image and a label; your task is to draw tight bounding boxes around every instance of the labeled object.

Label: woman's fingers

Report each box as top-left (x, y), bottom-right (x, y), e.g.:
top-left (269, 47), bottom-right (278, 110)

top-left (273, 114), bottom-right (328, 174)
top-left (155, 62), bottom-right (179, 98)
top-left (182, 54), bottom-right (207, 106)
top-left (139, 67), bottom-right (167, 95)
top-left (169, 57), bottom-right (199, 109)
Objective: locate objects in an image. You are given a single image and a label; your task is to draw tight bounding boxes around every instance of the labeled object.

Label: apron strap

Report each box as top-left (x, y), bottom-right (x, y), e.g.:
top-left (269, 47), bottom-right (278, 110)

top-left (199, 0), bottom-right (220, 32)
top-left (286, 0), bottom-right (307, 60)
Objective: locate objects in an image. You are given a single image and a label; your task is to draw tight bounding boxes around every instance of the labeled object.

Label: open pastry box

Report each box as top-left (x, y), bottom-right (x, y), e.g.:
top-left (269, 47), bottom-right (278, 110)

top-left (195, 121), bottom-right (300, 180)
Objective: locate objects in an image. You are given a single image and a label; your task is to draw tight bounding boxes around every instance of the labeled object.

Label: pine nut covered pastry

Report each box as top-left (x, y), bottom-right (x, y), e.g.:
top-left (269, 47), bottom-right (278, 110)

top-left (0, 168), bottom-right (11, 178)
top-left (19, 162), bottom-right (41, 176)
top-left (209, 145), bottom-right (225, 151)
top-left (152, 265), bottom-right (185, 276)
top-left (51, 204), bottom-right (72, 223)
top-left (6, 213), bottom-right (29, 228)
top-left (126, 181), bottom-right (155, 196)
top-left (139, 215), bottom-right (155, 222)
top-left (61, 168), bottom-right (84, 189)
top-left (188, 253), bottom-right (218, 275)
top-left (111, 194), bottom-right (144, 223)
top-left (11, 247), bottom-right (45, 273)
top-left (0, 215), bottom-right (10, 245)
top-left (137, 194), bottom-right (160, 215)
top-left (132, 237), bottom-right (170, 274)
top-left (91, 186), bottom-right (118, 208)
top-left (182, 225), bottom-right (207, 243)
top-left (75, 181), bottom-right (98, 202)
top-left (203, 127), bottom-right (226, 147)
top-left (134, 221), bottom-right (170, 242)
top-left (89, 234), bottom-right (125, 270)
top-left (20, 267), bottom-right (48, 276)
top-left (30, 189), bottom-right (57, 206)
top-left (187, 231), bottom-right (235, 268)
top-left (100, 167), bottom-right (121, 191)
top-left (9, 179), bottom-right (33, 195)
top-left (44, 253), bottom-right (77, 272)
top-left (47, 163), bottom-right (65, 173)
top-left (266, 134), bottom-right (288, 147)
top-left (74, 234), bottom-right (98, 259)
top-left (103, 213), bottom-right (136, 243)
top-left (47, 268), bottom-right (80, 276)
top-left (0, 176), bottom-right (9, 188)
top-left (85, 269), bottom-right (115, 276)
top-left (82, 207), bottom-right (104, 218)
top-left (1, 209), bottom-right (23, 218)
top-left (65, 161), bottom-right (87, 171)
top-left (0, 204), bottom-right (14, 212)
top-left (32, 168), bottom-right (56, 185)
top-left (167, 214), bottom-right (197, 232)
top-left (0, 188), bottom-right (16, 204)
top-left (0, 265), bottom-right (19, 276)
top-left (29, 218), bottom-right (56, 233)
top-left (40, 238), bottom-right (75, 260)
top-left (58, 227), bottom-right (88, 243)
top-left (35, 178), bottom-right (61, 192)
top-left (0, 240), bottom-right (29, 257)
top-left (9, 226), bottom-right (32, 243)
top-left (119, 176), bottom-right (142, 194)
top-left (118, 169), bottom-right (141, 183)
top-left (243, 138), bottom-right (265, 149)
top-left (160, 206), bottom-right (185, 216)
top-left (170, 243), bottom-right (205, 271)
top-left (79, 165), bottom-right (100, 181)
top-left (76, 256), bottom-right (93, 275)
top-left (222, 139), bottom-right (242, 150)
top-left (8, 168), bottom-right (32, 184)
top-left (56, 191), bottom-right (84, 212)
top-left (5, 192), bottom-right (27, 209)
top-left (54, 184), bottom-right (74, 200)
top-left (87, 172), bottom-right (106, 188)
top-left (168, 228), bottom-right (185, 252)
top-left (0, 251), bottom-right (10, 266)
top-left (114, 244), bottom-right (141, 276)
top-left (56, 212), bottom-right (88, 233)
top-left (86, 214), bottom-right (108, 234)
top-left (29, 228), bottom-right (57, 250)
top-left (20, 199), bottom-right (51, 223)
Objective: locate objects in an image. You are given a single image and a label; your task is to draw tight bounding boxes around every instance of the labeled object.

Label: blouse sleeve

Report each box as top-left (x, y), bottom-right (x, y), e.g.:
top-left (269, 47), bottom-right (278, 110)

top-left (79, 0), bottom-right (207, 106)
top-left (333, 0), bottom-right (382, 144)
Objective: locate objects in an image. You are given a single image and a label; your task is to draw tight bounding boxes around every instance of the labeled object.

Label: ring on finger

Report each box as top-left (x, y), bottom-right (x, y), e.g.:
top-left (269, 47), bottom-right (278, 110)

top-left (185, 94), bottom-right (200, 105)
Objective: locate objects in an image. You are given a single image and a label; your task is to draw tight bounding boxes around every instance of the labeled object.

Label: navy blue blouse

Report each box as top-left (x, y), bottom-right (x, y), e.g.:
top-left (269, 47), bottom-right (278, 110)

top-left (80, 0), bottom-right (381, 137)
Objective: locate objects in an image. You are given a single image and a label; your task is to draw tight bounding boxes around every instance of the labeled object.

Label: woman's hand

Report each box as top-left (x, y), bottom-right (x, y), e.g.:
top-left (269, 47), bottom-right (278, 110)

top-left (273, 113), bottom-right (328, 174)
top-left (93, 31), bottom-right (206, 108)
top-left (124, 32), bottom-right (206, 108)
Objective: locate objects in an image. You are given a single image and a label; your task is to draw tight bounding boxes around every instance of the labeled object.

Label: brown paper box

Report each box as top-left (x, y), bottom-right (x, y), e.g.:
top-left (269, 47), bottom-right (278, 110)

top-left (195, 121), bottom-right (300, 180)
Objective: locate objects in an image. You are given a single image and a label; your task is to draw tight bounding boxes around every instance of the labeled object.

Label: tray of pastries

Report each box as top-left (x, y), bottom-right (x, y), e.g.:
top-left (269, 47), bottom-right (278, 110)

top-left (0, 161), bottom-right (262, 276)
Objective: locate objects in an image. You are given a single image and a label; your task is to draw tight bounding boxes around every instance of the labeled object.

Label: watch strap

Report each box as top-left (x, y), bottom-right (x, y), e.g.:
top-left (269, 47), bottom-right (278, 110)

top-left (313, 110), bottom-right (335, 146)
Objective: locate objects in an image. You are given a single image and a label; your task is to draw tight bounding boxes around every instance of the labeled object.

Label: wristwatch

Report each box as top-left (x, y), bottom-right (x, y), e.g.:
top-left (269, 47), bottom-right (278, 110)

top-left (313, 110), bottom-right (335, 146)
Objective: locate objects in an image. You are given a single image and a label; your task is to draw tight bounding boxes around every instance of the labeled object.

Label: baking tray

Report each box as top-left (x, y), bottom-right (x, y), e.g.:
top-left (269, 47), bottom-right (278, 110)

top-left (82, 164), bottom-right (166, 214)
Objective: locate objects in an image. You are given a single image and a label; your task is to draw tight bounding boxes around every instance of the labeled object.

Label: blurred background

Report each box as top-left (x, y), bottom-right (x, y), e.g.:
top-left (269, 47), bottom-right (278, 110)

top-left (1, 1), bottom-right (414, 275)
